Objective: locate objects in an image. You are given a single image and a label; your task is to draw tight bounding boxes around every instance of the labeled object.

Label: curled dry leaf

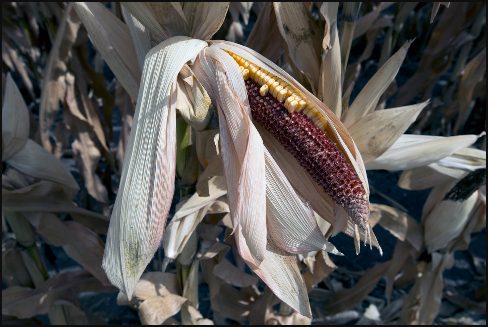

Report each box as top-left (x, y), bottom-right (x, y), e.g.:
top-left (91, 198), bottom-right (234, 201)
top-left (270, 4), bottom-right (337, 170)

top-left (398, 252), bottom-right (454, 325)
top-left (245, 2), bottom-right (284, 64)
top-left (73, 2), bottom-right (141, 100)
top-left (273, 2), bottom-right (323, 93)
top-left (348, 100), bottom-right (428, 163)
top-left (138, 294), bottom-right (188, 325)
top-left (2, 180), bottom-right (110, 235)
top-left (39, 3), bottom-right (81, 153)
top-left (117, 272), bottom-right (181, 306)
top-left (2, 73), bottom-right (29, 161)
top-left (183, 3), bottom-right (229, 41)
top-left (323, 260), bottom-right (392, 314)
top-left (398, 165), bottom-right (468, 191)
top-left (2, 270), bottom-right (115, 319)
top-left (342, 40), bottom-right (413, 128)
top-left (366, 134), bottom-right (481, 171)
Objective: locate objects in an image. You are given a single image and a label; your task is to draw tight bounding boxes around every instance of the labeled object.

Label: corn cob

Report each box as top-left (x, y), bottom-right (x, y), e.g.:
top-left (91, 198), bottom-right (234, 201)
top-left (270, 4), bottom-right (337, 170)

top-left (227, 51), bottom-right (369, 230)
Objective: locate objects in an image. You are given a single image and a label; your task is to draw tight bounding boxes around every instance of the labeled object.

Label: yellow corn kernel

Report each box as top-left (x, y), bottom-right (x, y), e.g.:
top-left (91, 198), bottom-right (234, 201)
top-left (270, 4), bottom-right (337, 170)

top-left (280, 81), bottom-right (288, 89)
top-left (289, 100), bottom-right (298, 113)
top-left (254, 70), bottom-right (263, 83)
top-left (239, 66), bottom-right (244, 72)
top-left (277, 89), bottom-right (288, 102)
top-left (242, 68), bottom-right (250, 80)
top-left (293, 94), bottom-right (302, 102)
top-left (312, 114), bottom-right (322, 123)
top-left (296, 100), bottom-right (307, 111)
top-left (262, 75), bottom-right (271, 85)
top-left (235, 55), bottom-right (242, 61)
top-left (316, 117), bottom-right (328, 130)
top-left (266, 78), bottom-right (276, 87)
top-left (272, 85), bottom-right (283, 98)
top-left (243, 61), bottom-right (250, 69)
top-left (249, 66), bottom-right (258, 79)
top-left (260, 84), bottom-right (269, 96)
top-left (303, 102), bottom-right (313, 113)
top-left (284, 86), bottom-right (294, 97)
top-left (285, 96), bottom-right (295, 107)
top-left (306, 108), bottom-right (319, 119)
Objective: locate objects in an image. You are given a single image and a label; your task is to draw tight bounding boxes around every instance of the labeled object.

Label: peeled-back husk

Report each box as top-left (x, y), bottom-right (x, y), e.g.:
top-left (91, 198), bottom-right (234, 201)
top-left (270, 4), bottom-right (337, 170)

top-left (102, 37), bottom-right (207, 301)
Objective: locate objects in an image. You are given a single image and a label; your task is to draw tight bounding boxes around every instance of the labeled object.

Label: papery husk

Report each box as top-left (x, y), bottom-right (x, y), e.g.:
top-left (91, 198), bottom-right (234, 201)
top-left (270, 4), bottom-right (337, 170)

top-left (423, 182), bottom-right (479, 253)
top-left (210, 41), bottom-right (377, 251)
top-left (102, 37), bottom-right (207, 300)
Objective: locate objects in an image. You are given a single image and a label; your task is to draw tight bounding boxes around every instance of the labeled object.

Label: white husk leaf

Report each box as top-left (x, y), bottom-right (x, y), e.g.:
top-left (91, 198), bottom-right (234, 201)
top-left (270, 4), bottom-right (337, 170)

top-left (102, 37), bottom-right (207, 300)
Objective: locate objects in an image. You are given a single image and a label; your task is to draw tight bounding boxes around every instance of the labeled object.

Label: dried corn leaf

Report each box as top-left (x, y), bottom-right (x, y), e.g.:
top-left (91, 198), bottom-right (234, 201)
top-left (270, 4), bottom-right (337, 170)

top-left (2, 240), bottom-right (33, 287)
top-left (7, 139), bottom-right (80, 198)
top-left (138, 294), bottom-right (188, 325)
top-left (452, 48), bottom-right (486, 134)
top-left (392, 2), bottom-right (482, 107)
top-left (273, 2), bottom-right (323, 92)
top-left (349, 101), bottom-right (428, 162)
top-left (2, 181), bottom-right (110, 235)
top-left (183, 3), bottom-right (229, 41)
top-left (385, 240), bottom-right (417, 305)
top-left (28, 213), bottom-right (109, 285)
top-left (431, 2), bottom-right (450, 23)
top-left (115, 80), bottom-right (135, 172)
top-left (304, 251), bottom-right (337, 292)
top-left (320, 3), bottom-right (342, 118)
top-left (245, 2), bottom-right (284, 64)
top-left (74, 2), bottom-right (141, 100)
top-left (213, 258), bottom-right (259, 287)
top-left (342, 40), bottom-right (412, 128)
top-left (435, 146), bottom-right (486, 170)
top-left (323, 260), bottom-right (391, 314)
top-left (398, 165), bottom-right (468, 190)
top-left (398, 252), bottom-right (454, 324)
top-left (63, 73), bottom-right (109, 206)
top-left (366, 134), bottom-right (480, 171)
top-left (122, 7), bottom-right (152, 71)
top-left (117, 272), bottom-right (180, 306)
top-left (2, 73), bottom-right (29, 160)
top-left (2, 270), bottom-right (114, 319)
top-left (39, 3), bottom-right (80, 152)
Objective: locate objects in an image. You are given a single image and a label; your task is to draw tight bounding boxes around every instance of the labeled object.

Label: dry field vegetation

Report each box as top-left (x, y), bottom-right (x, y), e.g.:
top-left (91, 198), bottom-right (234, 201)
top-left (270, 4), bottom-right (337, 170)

top-left (2, 2), bottom-right (486, 325)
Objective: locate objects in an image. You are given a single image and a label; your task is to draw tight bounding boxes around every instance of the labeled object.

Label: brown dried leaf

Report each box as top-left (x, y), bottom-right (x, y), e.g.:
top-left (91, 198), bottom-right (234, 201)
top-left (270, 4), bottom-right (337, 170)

top-left (74, 2), bottom-right (141, 100)
top-left (398, 252), bottom-right (454, 324)
top-left (273, 2), bottom-right (323, 93)
top-left (213, 258), bottom-right (259, 287)
top-left (245, 2), bottom-right (284, 64)
top-left (37, 213), bottom-right (109, 284)
top-left (183, 3), bottom-right (229, 41)
top-left (431, 2), bottom-right (450, 23)
top-left (2, 180), bottom-right (110, 235)
top-left (138, 294), bottom-right (188, 325)
top-left (452, 48), bottom-right (486, 134)
top-left (304, 251), bottom-right (337, 292)
top-left (2, 270), bottom-right (115, 319)
top-left (349, 101), bottom-right (428, 162)
top-left (398, 165), bottom-right (467, 191)
top-left (117, 272), bottom-right (181, 306)
top-left (39, 3), bottom-right (80, 153)
top-left (63, 72), bottom-right (109, 206)
top-left (393, 2), bottom-right (482, 107)
top-left (323, 260), bottom-right (391, 314)
top-left (2, 240), bottom-right (33, 288)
